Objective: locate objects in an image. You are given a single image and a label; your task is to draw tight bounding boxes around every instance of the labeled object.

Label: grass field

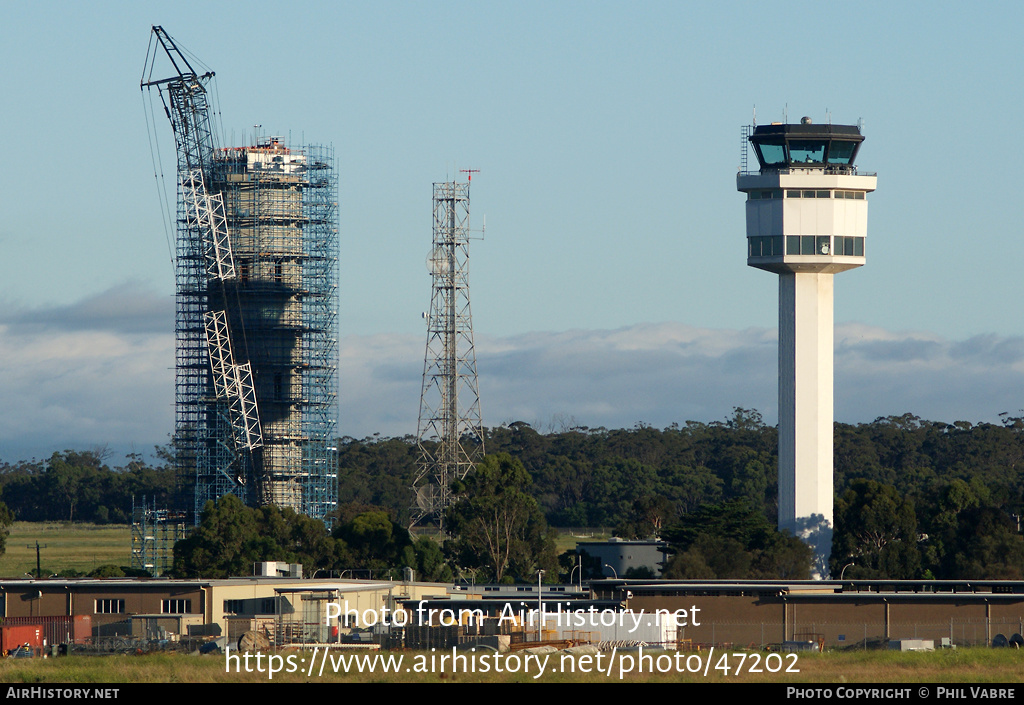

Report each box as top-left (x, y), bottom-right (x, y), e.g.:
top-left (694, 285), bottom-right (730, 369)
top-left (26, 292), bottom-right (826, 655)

top-left (0, 522), bottom-right (132, 578)
top-left (554, 529), bottom-right (612, 554)
top-left (0, 647), bottom-right (1020, 683)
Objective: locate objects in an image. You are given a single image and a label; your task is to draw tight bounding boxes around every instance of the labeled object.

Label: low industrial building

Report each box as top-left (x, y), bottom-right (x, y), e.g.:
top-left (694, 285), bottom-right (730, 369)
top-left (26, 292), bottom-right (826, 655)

top-left (575, 538), bottom-right (670, 578)
top-left (1, 577), bottom-right (1022, 650)
top-left (593, 578), bottom-right (1024, 648)
top-left (0, 576), bottom-right (448, 645)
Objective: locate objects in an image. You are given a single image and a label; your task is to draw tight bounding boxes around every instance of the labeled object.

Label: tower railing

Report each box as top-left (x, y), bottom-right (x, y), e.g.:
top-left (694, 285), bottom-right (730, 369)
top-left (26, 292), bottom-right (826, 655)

top-left (739, 167), bottom-right (876, 177)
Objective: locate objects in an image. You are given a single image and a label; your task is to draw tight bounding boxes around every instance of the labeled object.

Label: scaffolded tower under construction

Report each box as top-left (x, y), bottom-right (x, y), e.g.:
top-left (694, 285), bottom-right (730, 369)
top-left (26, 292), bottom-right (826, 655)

top-left (142, 27), bottom-right (338, 522)
top-left (413, 180), bottom-right (484, 531)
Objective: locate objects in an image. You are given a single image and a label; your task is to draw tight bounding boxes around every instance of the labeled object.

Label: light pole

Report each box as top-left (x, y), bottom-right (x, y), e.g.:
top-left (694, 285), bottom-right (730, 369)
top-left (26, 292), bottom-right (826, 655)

top-left (570, 560), bottom-right (583, 591)
top-left (536, 569), bottom-right (545, 642)
top-left (604, 564), bottom-right (618, 579)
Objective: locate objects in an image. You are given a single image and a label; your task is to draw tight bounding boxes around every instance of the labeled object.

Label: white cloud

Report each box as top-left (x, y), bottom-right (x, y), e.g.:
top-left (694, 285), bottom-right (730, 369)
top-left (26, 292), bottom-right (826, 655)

top-left (339, 321), bottom-right (1024, 438)
top-left (3, 286), bottom-right (1023, 462)
top-left (0, 325), bottom-right (174, 463)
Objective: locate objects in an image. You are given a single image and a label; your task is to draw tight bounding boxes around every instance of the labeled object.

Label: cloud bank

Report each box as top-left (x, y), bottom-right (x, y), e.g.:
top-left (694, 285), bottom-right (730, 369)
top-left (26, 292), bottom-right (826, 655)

top-left (342, 322), bottom-right (1024, 439)
top-left (0, 283), bottom-right (175, 463)
top-left (2, 284), bottom-right (1023, 462)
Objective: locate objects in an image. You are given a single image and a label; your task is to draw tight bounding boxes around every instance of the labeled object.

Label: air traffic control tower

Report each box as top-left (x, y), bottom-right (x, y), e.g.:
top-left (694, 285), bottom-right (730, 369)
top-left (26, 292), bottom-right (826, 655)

top-left (737, 117), bottom-right (876, 575)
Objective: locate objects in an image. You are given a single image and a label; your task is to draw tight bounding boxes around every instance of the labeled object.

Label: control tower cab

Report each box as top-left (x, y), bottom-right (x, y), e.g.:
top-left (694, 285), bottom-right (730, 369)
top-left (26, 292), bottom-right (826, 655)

top-left (740, 119), bottom-right (875, 274)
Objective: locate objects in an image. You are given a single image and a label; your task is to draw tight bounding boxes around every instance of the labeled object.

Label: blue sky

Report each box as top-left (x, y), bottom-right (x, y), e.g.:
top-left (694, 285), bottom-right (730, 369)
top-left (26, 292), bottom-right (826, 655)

top-left (1, 1), bottom-right (1023, 462)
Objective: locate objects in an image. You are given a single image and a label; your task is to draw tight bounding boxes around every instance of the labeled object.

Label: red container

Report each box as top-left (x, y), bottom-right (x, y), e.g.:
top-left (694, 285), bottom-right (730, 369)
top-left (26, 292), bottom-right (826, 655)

top-left (0, 615), bottom-right (91, 645)
top-left (1, 625), bottom-right (43, 654)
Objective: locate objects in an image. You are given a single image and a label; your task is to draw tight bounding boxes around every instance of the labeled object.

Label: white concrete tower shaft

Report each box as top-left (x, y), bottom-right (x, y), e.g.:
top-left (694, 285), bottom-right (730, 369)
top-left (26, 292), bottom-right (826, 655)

top-left (737, 118), bottom-right (876, 576)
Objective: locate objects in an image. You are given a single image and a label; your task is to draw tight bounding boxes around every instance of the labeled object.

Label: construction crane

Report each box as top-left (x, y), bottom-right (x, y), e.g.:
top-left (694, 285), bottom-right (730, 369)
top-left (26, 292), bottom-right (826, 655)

top-left (141, 26), bottom-right (266, 507)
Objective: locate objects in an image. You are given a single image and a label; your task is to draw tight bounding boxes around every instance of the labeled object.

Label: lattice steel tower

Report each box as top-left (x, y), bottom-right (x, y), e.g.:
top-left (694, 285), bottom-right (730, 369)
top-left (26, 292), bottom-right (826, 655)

top-left (142, 27), bottom-right (338, 523)
top-left (413, 179), bottom-right (484, 531)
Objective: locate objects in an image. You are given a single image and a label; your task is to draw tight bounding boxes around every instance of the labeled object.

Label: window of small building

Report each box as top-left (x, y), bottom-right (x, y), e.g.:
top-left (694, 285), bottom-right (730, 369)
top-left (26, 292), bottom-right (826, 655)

top-left (836, 190), bottom-right (867, 200)
top-left (162, 599), bottom-right (192, 614)
top-left (834, 236), bottom-right (866, 257)
top-left (95, 599), bottom-right (125, 614)
top-left (785, 235), bottom-right (822, 255)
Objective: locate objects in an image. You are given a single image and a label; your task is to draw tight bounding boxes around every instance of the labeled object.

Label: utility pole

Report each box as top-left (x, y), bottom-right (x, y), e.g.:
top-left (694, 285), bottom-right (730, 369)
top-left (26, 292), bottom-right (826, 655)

top-left (26, 541), bottom-right (46, 579)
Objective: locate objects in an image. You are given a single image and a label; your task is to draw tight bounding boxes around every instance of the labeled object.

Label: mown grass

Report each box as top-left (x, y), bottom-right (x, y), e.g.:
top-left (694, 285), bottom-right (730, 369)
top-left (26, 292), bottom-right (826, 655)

top-left (554, 529), bottom-right (613, 555)
top-left (0, 648), bottom-right (1020, 684)
top-left (0, 522), bottom-right (132, 578)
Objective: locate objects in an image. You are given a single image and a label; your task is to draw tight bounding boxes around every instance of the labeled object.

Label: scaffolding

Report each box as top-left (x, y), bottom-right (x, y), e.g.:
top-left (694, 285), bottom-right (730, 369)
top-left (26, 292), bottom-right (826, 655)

top-left (142, 28), bottom-right (338, 524)
top-left (412, 180), bottom-right (484, 531)
top-left (193, 137), bottom-right (339, 520)
top-left (131, 496), bottom-right (188, 577)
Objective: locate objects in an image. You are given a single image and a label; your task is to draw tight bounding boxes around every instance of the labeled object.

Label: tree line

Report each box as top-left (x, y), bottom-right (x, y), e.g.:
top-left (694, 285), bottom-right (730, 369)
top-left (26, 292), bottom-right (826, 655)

top-left (0, 449), bottom-right (179, 524)
top-left (337, 410), bottom-right (1024, 581)
top-left (1, 410), bottom-right (1023, 581)
top-left (172, 453), bottom-right (558, 583)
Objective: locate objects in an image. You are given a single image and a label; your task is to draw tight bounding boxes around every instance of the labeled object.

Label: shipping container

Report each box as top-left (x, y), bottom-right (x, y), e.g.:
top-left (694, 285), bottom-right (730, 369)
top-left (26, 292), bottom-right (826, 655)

top-left (1, 625), bottom-right (43, 655)
top-left (0, 615), bottom-right (91, 645)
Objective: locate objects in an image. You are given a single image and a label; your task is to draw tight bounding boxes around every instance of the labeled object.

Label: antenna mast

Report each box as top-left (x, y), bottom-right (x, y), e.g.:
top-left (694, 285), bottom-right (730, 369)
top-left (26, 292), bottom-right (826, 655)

top-left (412, 177), bottom-right (485, 532)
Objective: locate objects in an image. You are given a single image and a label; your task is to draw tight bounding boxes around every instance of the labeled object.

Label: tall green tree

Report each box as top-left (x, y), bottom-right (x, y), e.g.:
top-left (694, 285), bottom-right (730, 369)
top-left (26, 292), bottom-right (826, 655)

top-left (332, 509), bottom-right (412, 577)
top-left (172, 495), bottom-right (346, 578)
top-left (445, 453), bottom-right (557, 583)
top-left (173, 495), bottom-right (264, 578)
top-left (0, 502), bottom-right (12, 556)
top-left (661, 499), bottom-right (812, 579)
top-left (932, 504), bottom-right (1024, 579)
top-left (831, 480), bottom-right (922, 579)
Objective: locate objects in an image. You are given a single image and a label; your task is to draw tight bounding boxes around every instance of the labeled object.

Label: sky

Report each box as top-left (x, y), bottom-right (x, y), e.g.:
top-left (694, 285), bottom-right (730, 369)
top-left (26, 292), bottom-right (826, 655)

top-left (1, 1), bottom-right (1023, 463)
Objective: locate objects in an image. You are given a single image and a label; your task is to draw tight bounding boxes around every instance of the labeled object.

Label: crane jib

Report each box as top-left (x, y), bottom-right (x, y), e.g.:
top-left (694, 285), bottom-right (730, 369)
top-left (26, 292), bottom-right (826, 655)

top-left (142, 26), bottom-right (264, 484)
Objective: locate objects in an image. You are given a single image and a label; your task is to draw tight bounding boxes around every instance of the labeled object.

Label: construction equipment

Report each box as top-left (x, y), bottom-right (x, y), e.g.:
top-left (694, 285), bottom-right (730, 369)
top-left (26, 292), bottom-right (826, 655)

top-left (142, 26), bottom-right (265, 509)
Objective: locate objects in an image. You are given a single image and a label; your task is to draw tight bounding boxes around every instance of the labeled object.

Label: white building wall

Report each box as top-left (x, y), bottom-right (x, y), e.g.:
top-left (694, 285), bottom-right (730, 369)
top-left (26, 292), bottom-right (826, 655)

top-left (779, 272), bottom-right (834, 574)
